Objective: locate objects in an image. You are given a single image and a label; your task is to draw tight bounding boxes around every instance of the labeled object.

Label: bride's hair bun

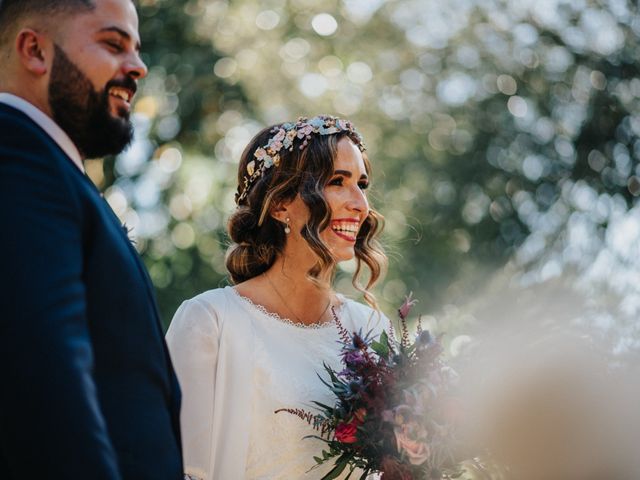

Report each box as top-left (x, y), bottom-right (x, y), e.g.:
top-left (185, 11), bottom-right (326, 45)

top-left (227, 206), bottom-right (257, 245)
top-left (226, 205), bottom-right (284, 283)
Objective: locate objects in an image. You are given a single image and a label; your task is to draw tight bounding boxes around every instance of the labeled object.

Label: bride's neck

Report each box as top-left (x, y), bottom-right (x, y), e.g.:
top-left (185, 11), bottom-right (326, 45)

top-left (234, 252), bottom-right (337, 325)
top-left (266, 255), bottom-right (333, 299)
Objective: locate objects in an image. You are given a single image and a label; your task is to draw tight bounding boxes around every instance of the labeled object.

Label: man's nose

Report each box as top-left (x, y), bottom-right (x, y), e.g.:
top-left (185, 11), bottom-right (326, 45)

top-left (123, 52), bottom-right (147, 80)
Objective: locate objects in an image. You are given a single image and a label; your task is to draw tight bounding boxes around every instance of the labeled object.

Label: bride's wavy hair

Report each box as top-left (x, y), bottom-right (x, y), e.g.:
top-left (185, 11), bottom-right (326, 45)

top-left (225, 121), bottom-right (387, 308)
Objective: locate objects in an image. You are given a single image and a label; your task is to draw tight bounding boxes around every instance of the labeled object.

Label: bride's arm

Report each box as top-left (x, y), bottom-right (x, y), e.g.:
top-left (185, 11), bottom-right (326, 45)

top-left (166, 297), bottom-right (220, 480)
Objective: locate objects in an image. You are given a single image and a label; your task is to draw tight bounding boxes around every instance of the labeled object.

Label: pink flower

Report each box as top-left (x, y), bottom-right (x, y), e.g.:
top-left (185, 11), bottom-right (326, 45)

top-left (270, 140), bottom-right (283, 151)
top-left (395, 430), bottom-right (430, 465)
top-left (391, 406), bottom-right (430, 465)
top-left (398, 292), bottom-right (418, 320)
top-left (272, 128), bottom-right (286, 142)
top-left (297, 124), bottom-right (313, 138)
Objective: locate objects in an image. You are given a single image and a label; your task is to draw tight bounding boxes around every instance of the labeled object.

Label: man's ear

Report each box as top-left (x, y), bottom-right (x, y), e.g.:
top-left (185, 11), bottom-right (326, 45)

top-left (15, 28), bottom-right (50, 76)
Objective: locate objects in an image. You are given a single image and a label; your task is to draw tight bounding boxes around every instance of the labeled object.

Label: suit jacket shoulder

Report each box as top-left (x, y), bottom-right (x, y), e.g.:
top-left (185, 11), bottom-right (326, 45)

top-left (0, 102), bottom-right (183, 480)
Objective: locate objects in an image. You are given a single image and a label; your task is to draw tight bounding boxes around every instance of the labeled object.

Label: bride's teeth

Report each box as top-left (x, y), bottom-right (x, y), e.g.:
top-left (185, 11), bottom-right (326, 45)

top-left (332, 223), bottom-right (358, 235)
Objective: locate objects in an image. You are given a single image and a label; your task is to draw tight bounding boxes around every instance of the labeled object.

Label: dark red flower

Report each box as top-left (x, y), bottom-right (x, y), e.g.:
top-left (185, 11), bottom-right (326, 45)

top-left (335, 418), bottom-right (360, 444)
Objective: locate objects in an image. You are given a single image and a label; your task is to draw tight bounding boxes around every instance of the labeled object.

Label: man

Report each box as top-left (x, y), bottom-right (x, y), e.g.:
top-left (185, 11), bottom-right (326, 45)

top-left (0, 1), bottom-right (183, 478)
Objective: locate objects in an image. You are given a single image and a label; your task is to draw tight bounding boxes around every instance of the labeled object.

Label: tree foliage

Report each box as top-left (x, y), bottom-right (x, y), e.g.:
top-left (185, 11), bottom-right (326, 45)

top-left (96, 0), bottom-right (640, 327)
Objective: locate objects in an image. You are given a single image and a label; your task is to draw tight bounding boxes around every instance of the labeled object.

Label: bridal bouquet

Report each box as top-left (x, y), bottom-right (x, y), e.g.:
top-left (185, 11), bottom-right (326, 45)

top-left (277, 295), bottom-right (464, 480)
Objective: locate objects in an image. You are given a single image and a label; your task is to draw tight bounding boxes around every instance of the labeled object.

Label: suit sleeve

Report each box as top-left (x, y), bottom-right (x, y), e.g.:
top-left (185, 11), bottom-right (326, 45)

top-left (0, 136), bottom-right (121, 479)
top-left (166, 298), bottom-right (220, 480)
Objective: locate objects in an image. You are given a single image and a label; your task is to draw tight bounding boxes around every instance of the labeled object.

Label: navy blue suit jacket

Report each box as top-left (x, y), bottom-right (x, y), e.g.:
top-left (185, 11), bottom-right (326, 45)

top-left (0, 103), bottom-right (183, 479)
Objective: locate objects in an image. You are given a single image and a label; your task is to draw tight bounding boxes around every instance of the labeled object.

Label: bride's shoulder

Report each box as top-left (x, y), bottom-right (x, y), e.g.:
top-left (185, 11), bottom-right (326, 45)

top-left (187, 286), bottom-right (234, 306)
top-left (169, 286), bottom-right (234, 331)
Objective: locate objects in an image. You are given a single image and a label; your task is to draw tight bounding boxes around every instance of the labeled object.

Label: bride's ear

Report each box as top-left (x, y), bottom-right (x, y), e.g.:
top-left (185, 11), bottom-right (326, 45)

top-left (270, 199), bottom-right (291, 225)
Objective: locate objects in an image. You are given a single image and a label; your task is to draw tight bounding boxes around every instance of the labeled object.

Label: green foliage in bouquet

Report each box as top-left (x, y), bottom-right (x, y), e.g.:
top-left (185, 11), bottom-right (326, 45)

top-left (277, 295), bottom-right (464, 480)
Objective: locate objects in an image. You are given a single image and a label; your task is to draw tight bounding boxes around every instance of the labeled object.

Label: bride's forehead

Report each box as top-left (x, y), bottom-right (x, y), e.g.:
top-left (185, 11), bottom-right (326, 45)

top-left (333, 139), bottom-right (367, 173)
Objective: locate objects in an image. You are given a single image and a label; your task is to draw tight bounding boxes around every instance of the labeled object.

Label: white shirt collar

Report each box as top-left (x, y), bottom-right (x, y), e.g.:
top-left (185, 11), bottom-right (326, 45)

top-left (0, 92), bottom-right (84, 172)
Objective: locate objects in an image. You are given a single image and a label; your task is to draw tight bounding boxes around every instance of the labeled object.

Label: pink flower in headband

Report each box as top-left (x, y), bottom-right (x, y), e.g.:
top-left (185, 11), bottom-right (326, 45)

top-left (272, 128), bottom-right (286, 142)
top-left (235, 115), bottom-right (365, 204)
top-left (297, 124), bottom-right (314, 138)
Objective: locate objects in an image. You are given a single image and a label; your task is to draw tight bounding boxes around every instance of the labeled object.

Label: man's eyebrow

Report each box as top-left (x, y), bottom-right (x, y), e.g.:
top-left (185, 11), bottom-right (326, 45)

top-left (98, 26), bottom-right (141, 51)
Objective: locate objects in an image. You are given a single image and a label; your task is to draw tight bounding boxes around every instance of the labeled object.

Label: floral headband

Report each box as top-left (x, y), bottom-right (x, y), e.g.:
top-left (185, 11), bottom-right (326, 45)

top-left (235, 115), bottom-right (366, 204)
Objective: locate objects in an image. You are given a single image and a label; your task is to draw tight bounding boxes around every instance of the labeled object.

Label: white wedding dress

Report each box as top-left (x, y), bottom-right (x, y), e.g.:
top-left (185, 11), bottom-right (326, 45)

top-left (166, 286), bottom-right (388, 480)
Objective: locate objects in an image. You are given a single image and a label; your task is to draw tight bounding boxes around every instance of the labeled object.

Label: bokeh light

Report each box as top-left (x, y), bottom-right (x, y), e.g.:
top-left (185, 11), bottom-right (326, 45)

top-left (98, 0), bottom-right (640, 358)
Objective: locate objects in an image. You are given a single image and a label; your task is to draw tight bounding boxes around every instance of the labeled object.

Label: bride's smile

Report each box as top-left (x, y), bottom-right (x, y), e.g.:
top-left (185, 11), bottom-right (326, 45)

top-left (321, 138), bottom-right (370, 261)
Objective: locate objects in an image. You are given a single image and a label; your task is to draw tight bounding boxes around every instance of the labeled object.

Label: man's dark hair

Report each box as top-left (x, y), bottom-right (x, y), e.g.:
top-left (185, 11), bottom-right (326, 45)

top-left (0, 0), bottom-right (95, 46)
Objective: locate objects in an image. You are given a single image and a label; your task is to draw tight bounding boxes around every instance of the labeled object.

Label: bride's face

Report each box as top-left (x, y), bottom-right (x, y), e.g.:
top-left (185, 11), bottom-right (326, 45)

top-left (284, 137), bottom-right (370, 263)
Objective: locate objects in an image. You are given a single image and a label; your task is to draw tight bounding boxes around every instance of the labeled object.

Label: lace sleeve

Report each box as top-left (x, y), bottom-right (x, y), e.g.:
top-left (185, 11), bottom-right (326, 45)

top-left (184, 475), bottom-right (202, 480)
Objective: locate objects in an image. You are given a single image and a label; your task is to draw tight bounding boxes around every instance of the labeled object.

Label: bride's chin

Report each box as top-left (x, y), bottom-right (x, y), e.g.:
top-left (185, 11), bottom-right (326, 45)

top-left (334, 250), bottom-right (356, 263)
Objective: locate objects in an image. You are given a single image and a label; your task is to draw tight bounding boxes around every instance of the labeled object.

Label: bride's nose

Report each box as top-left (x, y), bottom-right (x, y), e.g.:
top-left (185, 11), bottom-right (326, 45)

top-left (346, 186), bottom-right (369, 213)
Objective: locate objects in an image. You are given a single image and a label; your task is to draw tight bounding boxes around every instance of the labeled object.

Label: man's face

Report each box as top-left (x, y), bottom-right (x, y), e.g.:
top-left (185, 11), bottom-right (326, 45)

top-left (48, 0), bottom-right (147, 158)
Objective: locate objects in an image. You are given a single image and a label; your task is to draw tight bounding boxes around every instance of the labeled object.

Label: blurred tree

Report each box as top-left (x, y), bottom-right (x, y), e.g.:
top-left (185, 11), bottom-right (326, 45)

top-left (97, 0), bottom-right (256, 323)
top-left (95, 0), bottom-right (640, 330)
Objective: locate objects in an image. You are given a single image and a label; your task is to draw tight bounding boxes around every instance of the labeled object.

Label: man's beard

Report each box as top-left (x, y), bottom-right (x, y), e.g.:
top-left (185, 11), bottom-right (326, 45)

top-left (49, 44), bottom-right (135, 159)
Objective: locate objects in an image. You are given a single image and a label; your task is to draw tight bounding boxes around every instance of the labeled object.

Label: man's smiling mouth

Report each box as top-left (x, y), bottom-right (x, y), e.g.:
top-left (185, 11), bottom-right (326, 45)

top-left (109, 86), bottom-right (133, 103)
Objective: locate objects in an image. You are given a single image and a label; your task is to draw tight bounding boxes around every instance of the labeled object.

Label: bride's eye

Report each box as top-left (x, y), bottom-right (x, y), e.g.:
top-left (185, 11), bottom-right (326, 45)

top-left (327, 176), bottom-right (344, 186)
top-left (358, 181), bottom-right (369, 190)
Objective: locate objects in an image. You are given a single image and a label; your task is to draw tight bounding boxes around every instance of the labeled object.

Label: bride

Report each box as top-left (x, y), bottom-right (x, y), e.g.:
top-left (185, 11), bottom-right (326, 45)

top-left (166, 115), bottom-right (389, 480)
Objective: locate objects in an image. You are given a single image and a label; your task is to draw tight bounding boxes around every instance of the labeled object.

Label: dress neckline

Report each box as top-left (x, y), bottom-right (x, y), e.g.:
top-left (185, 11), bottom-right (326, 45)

top-left (227, 286), bottom-right (344, 330)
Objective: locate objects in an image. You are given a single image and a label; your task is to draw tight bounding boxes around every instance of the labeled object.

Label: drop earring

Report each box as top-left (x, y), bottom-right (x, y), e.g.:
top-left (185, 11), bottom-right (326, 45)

top-left (284, 217), bottom-right (291, 234)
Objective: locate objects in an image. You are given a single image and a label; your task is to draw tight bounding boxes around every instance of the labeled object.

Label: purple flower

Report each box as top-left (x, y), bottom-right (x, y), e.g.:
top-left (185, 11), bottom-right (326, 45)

top-left (417, 330), bottom-right (432, 345)
top-left (343, 350), bottom-right (365, 365)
